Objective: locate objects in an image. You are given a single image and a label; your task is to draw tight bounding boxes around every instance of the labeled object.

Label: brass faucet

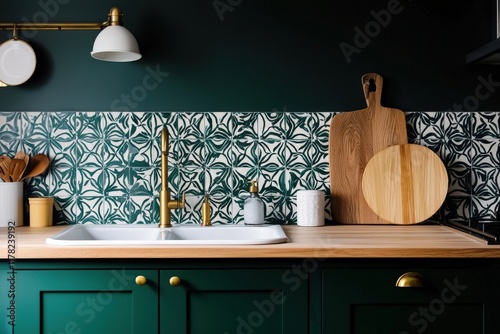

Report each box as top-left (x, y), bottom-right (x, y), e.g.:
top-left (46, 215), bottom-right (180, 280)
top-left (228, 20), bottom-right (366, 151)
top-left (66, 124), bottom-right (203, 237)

top-left (159, 128), bottom-right (185, 228)
top-left (201, 194), bottom-right (211, 226)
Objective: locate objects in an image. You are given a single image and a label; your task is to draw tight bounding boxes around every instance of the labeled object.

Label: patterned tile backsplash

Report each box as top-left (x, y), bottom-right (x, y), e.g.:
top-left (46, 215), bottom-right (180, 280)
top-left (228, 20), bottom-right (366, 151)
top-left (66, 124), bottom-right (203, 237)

top-left (0, 111), bottom-right (498, 225)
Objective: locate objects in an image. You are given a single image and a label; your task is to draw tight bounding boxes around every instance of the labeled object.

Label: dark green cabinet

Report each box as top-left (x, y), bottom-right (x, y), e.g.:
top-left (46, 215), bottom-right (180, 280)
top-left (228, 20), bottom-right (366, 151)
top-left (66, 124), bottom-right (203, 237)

top-left (14, 269), bottom-right (159, 334)
top-left (6, 266), bottom-right (308, 334)
top-left (322, 267), bottom-right (500, 334)
top-left (160, 269), bottom-right (308, 334)
top-left (5, 260), bottom-right (500, 334)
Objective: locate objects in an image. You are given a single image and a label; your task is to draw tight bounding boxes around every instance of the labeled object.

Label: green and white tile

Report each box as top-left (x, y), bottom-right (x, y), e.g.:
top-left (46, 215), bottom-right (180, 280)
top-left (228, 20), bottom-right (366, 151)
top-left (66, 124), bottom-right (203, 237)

top-left (0, 110), bottom-right (499, 225)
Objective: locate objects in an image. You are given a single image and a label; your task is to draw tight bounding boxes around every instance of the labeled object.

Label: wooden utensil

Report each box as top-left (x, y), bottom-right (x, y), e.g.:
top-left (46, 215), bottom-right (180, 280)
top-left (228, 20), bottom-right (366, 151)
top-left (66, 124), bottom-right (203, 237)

top-left (0, 155), bottom-right (10, 164)
top-left (0, 162), bottom-right (10, 182)
top-left (362, 144), bottom-right (448, 225)
top-left (14, 151), bottom-right (28, 160)
top-left (9, 158), bottom-right (26, 182)
top-left (329, 73), bottom-right (408, 224)
top-left (0, 155), bottom-right (11, 180)
top-left (14, 151), bottom-right (29, 180)
top-left (20, 153), bottom-right (49, 181)
top-left (0, 162), bottom-right (9, 182)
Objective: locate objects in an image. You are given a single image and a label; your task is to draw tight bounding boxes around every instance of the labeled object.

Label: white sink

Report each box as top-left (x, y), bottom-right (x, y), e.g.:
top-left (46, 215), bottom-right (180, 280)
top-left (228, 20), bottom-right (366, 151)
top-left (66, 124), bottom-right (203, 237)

top-left (46, 224), bottom-right (288, 245)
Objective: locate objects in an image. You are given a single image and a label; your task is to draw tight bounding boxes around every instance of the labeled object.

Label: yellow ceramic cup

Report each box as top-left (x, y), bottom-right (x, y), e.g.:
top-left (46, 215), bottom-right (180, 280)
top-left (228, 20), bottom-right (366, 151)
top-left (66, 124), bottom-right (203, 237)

top-left (29, 197), bottom-right (54, 227)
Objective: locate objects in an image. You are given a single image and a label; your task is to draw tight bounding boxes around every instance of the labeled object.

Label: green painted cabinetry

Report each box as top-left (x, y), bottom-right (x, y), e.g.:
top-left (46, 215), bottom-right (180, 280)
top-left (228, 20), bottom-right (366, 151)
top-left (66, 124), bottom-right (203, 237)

top-left (6, 264), bottom-right (308, 334)
top-left (322, 266), bottom-right (500, 334)
top-left (14, 269), bottom-right (159, 333)
top-left (5, 259), bottom-right (500, 334)
top-left (160, 269), bottom-right (308, 334)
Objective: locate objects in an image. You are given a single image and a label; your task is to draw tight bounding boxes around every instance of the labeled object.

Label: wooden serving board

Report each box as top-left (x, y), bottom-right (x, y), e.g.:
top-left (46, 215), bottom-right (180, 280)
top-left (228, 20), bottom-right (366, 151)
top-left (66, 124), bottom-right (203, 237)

top-left (362, 144), bottom-right (448, 225)
top-left (329, 73), bottom-right (408, 224)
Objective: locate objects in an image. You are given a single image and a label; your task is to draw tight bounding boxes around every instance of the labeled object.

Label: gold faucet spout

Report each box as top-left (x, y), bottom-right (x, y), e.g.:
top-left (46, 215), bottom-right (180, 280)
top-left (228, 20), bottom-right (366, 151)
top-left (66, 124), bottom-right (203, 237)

top-left (159, 128), bottom-right (185, 228)
top-left (161, 128), bottom-right (169, 190)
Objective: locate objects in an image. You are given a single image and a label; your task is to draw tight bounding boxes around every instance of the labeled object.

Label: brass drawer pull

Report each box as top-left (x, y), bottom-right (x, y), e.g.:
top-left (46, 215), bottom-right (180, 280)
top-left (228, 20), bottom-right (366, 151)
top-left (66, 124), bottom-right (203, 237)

top-left (135, 275), bottom-right (147, 286)
top-left (169, 276), bottom-right (181, 287)
top-left (395, 272), bottom-right (428, 288)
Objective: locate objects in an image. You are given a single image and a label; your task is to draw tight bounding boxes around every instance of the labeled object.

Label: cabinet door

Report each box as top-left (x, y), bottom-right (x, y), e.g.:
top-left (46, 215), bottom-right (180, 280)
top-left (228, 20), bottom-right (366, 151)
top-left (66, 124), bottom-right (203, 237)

top-left (15, 269), bottom-right (158, 334)
top-left (161, 269), bottom-right (308, 334)
top-left (323, 268), bottom-right (500, 334)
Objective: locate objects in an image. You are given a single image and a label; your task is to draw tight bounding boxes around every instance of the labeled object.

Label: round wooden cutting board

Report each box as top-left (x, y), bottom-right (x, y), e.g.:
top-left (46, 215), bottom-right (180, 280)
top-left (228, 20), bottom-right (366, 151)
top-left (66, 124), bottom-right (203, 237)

top-left (361, 144), bottom-right (448, 225)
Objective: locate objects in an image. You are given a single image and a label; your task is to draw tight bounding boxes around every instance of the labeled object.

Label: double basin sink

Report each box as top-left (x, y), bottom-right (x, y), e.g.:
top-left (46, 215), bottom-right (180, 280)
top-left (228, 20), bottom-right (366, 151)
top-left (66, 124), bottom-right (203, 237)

top-left (46, 224), bottom-right (288, 245)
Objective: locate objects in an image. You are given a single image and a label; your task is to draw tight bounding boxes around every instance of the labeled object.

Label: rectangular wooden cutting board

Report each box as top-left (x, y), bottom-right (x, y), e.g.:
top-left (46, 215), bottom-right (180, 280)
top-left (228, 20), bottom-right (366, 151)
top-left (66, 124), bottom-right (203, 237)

top-left (329, 73), bottom-right (408, 224)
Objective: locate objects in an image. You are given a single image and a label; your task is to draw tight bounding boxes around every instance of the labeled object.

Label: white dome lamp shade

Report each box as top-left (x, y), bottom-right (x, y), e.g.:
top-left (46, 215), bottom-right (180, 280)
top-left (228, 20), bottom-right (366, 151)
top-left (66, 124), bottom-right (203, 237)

top-left (91, 7), bottom-right (141, 62)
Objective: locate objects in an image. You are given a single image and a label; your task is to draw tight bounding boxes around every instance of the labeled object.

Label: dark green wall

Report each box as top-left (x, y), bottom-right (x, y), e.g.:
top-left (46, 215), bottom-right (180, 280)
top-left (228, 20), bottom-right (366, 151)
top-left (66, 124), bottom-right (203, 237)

top-left (0, 0), bottom-right (499, 111)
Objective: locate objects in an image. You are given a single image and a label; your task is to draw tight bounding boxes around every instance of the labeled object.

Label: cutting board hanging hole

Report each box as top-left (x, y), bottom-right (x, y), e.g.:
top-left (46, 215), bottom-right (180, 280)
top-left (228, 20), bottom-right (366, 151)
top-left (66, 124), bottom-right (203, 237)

top-left (368, 79), bottom-right (377, 92)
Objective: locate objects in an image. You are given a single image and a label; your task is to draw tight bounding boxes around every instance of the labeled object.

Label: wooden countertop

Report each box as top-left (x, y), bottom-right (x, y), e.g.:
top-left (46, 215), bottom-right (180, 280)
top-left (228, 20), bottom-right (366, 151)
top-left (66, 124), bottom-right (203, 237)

top-left (2, 224), bottom-right (500, 259)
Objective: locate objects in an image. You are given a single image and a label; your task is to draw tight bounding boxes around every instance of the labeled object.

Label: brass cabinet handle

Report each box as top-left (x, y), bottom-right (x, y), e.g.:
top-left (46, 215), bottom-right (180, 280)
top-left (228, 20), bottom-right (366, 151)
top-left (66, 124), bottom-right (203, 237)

top-left (395, 272), bottom-right (428, 288)
top-left (135, 275), bottom-right (147, 286)
top-left (169, 276), bottom-right (181, 287)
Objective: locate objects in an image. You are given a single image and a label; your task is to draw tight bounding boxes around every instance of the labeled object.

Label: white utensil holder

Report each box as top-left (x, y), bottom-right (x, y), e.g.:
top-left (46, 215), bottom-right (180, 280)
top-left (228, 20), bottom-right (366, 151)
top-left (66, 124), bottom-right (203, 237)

top-left (0, 182), bottom-right (23, 227)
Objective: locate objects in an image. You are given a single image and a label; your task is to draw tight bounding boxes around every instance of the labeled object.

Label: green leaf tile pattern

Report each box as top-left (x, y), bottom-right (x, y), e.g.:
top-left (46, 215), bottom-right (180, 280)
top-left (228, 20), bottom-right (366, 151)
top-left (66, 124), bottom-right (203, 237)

top-left (0, 111), bottom-right (498, 225)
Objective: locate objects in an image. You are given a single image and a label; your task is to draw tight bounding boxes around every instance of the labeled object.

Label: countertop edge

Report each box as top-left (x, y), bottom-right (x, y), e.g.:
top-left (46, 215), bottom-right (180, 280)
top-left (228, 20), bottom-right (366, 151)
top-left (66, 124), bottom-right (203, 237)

top-left (3, 225), bottom-right (500, 259)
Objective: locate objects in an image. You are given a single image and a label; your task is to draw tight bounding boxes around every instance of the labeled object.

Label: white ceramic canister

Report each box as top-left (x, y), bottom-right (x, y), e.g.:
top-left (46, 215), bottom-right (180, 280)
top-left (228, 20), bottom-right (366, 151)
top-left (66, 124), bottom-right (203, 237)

top-left (297, 190), bottom-right (325, 227)
top-left (0, 182), bottom-right (24, 227)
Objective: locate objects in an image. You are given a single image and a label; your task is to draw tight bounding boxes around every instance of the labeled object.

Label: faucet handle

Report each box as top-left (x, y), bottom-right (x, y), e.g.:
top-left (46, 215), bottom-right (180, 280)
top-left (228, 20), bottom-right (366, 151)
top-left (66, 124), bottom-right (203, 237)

top-left (180, 191), bottom-right (185, 209)
top-left (167, 191), bottom-right (185, 210)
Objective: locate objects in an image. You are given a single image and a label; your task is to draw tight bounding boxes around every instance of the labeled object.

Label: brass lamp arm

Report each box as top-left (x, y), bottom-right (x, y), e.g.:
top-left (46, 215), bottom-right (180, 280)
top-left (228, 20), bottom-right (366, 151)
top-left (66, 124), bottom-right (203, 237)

top-left (0, 7), bottom-right (123, 32)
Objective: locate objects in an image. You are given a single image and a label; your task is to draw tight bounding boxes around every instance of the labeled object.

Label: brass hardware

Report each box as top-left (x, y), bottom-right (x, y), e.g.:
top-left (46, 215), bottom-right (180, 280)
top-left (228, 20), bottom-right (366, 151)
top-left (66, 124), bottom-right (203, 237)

top-left (159, 128), bottom-right (185, 228)
top-left (201, 194), bottom-right (211, 226)
top-left (249, 180), bottom-right (258, 193)
top-left (169, 276), bottom-right (181, 287)
top-left (135, 275), bottom-right (147, 286)
top-left (0, 7), bottom-right (124, 32)
top-left (395, 272), bottom-right (428, 288)
top-left (107, 7), bottom-right (123, 26)
top-left (12, 24), bottom-right (18, 40)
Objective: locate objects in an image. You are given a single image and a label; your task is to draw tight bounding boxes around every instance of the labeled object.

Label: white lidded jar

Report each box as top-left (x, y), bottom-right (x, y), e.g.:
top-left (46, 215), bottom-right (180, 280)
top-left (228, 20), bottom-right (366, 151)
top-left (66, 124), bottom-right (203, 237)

top-left (244, 180), bottom-right (265, 225)
top-left (296, 190), bottom-right (325, 226)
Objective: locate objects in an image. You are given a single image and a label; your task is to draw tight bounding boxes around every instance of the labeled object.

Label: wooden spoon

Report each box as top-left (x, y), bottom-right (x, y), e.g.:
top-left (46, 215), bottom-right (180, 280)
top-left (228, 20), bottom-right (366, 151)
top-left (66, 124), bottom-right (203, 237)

top-left (20, 154), bottom-right (50, 181)
top-left (9, 158), bottom-right (26, 182)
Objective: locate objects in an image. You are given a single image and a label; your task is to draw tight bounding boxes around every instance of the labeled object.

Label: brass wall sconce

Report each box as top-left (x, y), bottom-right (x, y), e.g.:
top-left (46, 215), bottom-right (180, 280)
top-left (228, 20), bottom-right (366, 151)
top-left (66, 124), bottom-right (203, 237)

top-left (0, 7), bottom-right (141, 62)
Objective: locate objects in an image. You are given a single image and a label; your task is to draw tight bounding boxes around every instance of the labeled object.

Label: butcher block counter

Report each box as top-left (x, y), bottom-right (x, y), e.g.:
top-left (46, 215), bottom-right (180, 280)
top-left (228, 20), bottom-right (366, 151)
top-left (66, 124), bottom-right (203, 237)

top-left (2, 224), bottom-right (500, 259)
top-left (4, 224), bottom-right (500, 334)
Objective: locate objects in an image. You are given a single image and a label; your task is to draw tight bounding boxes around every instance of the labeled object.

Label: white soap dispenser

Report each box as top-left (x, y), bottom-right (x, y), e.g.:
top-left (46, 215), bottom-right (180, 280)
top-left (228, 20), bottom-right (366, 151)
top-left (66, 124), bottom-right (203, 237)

top-left (244, 180), bottom-right (265, 225)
